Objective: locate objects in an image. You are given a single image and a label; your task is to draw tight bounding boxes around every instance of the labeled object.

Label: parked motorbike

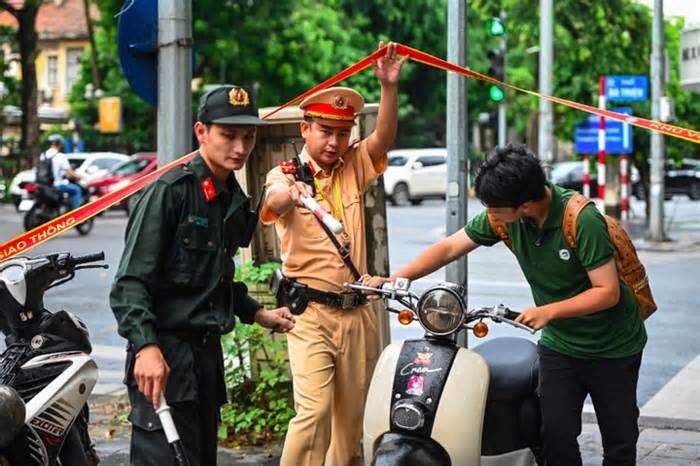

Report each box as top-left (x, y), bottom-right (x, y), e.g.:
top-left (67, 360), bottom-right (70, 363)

top-left (0, 251), bottom-right (106, 466)
top-left (18, 181), bottom-right (94, 235)
top-left (348, 279), bottom-right (542, 466)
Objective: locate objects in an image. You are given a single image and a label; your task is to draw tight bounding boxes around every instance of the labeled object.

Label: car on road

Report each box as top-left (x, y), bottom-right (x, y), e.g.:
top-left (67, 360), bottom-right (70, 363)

top-left (552, 159), bottom-right (700, 201)
top-left (633, 159), bottom-right (700, 200)
top-left (86, 152), bottom-right (157, 213)
top-left (551, 160), bottom-right (641, 198)
top-left (9, 152), bottom-right (129, 210)
top-left (383, 148), bottom-right (447, 206)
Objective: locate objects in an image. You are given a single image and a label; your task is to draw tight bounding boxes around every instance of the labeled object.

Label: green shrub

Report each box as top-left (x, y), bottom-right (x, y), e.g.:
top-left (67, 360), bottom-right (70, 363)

top-left (219, 261), bottom-right (294, 446)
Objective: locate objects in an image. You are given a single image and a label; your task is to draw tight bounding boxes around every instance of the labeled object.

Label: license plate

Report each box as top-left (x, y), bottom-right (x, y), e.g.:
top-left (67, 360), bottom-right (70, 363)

top-left (18, 200), bottom-right (34, 212)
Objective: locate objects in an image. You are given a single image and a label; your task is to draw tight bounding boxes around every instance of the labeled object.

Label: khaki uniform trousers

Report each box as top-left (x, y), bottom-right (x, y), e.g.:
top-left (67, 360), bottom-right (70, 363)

top-left (281, 301), bottom-right (379, 466)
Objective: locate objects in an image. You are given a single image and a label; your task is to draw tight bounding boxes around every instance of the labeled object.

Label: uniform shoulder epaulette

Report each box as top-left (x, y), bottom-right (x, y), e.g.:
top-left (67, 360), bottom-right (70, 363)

top-left (158, 163), bottom-right (194, 185)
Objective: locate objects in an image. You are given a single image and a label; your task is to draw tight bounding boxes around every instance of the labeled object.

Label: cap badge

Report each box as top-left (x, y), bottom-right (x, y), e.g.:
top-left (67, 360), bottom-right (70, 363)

top-left (229, 88), bottom-right (250, 107)
top-left (332, 95), bottom-right (347, 110)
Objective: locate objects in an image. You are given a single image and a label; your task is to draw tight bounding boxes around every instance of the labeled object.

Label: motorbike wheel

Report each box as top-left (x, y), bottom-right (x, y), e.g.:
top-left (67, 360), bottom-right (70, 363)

top-left (76, 218), bottom-right (94, 236)
top-left (23, 207), bottom-right (44, 232)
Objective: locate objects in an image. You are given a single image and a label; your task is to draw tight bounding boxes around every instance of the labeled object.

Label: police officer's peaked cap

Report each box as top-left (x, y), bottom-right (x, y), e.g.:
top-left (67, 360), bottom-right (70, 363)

top-left (197, 85), bottom-right (269, 126)
top-left (300, 87), bottom-right (364, 127)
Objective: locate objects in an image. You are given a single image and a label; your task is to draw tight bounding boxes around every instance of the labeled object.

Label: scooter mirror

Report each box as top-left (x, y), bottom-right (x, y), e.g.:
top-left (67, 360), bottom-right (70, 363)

top-left (0, 385), bottom-right (25, 448)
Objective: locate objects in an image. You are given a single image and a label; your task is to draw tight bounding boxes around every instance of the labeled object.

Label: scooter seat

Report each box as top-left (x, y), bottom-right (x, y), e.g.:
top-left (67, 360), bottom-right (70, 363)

top-left (472, 337), bottom-right (538, 401)
top-left (472, 338), bottom-right (542, 457)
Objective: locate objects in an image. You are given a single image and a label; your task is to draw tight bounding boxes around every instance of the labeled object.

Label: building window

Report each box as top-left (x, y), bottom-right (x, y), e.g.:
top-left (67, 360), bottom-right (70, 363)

top-left (47, 55), bottom-right (58, 86)
top-left (66, 47), bottom-right (84, 91)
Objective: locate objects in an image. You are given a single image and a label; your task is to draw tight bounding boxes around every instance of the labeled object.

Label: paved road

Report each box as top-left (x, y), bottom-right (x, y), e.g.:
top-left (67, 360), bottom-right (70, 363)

top-left (1, 196), bottom-right (700, 408)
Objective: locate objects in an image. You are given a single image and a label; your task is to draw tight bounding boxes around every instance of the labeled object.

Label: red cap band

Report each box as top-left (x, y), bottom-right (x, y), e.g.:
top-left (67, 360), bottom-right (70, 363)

top-left (303, 103), bottom-right (356, 121)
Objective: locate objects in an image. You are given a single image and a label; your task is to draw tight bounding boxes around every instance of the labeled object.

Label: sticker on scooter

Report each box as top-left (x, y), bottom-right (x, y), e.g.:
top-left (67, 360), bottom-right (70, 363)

top-left (414, 352), bottom-right (433, 365)
top-left (400, 362), bottom-right (442, 376)
top-left (406, 375), bottom-right (424, 396)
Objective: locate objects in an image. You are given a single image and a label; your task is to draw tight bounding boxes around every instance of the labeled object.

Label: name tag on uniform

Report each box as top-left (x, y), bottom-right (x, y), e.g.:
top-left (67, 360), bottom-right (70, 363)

top-left (188, 214), bottom-right (209, 228)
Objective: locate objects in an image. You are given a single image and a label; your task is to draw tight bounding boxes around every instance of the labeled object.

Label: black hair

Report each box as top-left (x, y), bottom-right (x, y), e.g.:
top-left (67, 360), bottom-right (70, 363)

top-left (474, 144), bottom-right (546, 208)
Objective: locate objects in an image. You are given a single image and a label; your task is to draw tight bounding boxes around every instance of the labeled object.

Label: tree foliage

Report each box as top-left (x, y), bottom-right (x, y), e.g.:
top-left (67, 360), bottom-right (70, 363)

top-left (67, 0), bottom-right (699, 162)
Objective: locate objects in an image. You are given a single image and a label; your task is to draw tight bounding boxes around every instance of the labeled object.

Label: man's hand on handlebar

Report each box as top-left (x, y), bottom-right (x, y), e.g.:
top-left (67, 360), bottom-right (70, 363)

top-left (359, 274), bottom-right (392, 300)
top-left (515, 306), bottom-right (554, 331)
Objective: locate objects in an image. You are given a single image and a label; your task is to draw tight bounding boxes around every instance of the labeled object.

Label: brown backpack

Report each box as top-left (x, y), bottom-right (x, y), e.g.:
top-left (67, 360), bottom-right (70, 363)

top-left (487, 193), bottom-right (657, 320)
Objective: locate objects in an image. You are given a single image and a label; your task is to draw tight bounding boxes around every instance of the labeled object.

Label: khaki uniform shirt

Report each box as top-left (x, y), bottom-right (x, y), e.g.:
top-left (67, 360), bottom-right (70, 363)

top-left (261, 140), bottom-right (387, 292)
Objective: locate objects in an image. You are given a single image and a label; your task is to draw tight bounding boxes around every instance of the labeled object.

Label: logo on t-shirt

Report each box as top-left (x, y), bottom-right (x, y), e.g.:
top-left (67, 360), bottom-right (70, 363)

top-left (559, 249), bottom-right (571, 261)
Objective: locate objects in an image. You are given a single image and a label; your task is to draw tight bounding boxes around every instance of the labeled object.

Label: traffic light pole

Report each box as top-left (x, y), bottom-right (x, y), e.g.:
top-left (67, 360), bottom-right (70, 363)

top-left (498, 11), bottom-right (507, 147)
top-left (538, 0), bottom-right (554, 178)
top-left (649, 0), bottom-right (666, 241)
top-left (447, 0), bottom-right (468, 347)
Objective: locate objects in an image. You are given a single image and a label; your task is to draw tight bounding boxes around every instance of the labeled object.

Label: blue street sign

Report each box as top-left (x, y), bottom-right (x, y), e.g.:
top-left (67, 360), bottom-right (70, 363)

top-left (605, 76), bottom-right (648, 102)
top-left (117, 0), bottom-right (158, 106)
top-left (575, 107), bottom-right (633, 154)
top-left (117, 0), bottom-right (195, 106)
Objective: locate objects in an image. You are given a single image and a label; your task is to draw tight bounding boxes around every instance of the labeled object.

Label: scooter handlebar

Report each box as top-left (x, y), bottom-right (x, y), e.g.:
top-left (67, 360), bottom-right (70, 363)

top-left (70, 252), bottom-right (105, 265)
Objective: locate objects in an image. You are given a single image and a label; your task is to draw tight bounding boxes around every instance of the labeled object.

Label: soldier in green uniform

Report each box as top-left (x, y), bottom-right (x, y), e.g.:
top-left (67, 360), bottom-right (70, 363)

top-left (111, 85), bottom-right (295, 466)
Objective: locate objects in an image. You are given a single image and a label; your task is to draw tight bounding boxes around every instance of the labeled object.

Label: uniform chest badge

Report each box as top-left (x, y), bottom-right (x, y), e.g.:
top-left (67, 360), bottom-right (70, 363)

top-left (201, 177), bottom-right (217, 202)
top-left (559, 249), bottom-right (571, 261)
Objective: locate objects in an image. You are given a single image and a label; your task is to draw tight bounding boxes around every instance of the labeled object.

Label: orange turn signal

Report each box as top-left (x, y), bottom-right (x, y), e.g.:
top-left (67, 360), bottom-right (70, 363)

top-left (473, 321), bottom-right (489, 338)
top-left (398, 310), bottom-right (414, 325)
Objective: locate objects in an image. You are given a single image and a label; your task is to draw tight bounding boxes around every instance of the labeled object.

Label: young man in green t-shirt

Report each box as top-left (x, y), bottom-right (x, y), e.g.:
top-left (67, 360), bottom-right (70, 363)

top-left (363, 144), bottom-right (646, 466)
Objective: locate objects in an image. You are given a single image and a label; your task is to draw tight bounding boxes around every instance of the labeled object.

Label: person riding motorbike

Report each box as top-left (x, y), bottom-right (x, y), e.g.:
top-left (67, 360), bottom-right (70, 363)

top-left (39, 134), bottom-right (84, 211)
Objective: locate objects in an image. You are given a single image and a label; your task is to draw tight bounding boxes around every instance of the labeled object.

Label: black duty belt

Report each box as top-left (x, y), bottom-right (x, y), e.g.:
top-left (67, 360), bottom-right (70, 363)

top-left (306, 287), bottom-right (368, 310)
top-left (159, 330), bottom-right (221, 347)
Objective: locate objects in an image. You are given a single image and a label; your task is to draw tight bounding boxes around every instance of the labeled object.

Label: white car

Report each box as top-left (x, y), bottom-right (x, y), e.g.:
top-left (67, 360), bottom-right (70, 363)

top-left (383, 148), bottom-right (447, 206)
top-left (9, 152), bottom-right (129, 209)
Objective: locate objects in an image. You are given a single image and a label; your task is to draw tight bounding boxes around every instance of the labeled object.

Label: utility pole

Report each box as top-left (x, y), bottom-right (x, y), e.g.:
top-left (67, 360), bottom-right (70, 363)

top-left (649, 0), bottom-right (666, 241)
top-left (538, 0), bottom-right (554, 178)
top-left (157, 0), bottom-right (192, 165)
top-left (446, 0), bottom-right (468, 346)
top-left (498, 11), bottom-right (507, 147)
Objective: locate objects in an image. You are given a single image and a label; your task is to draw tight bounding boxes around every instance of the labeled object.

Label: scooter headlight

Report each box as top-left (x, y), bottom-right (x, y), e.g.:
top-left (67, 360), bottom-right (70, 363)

top-left (416, 284), bottom-right (465, 335)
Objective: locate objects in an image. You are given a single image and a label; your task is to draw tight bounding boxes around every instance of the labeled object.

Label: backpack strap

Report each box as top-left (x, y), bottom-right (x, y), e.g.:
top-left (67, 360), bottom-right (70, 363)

top-left (563, 193), bottom-right (595, 249)
top-left (487, 212), bottom-right (512, 250)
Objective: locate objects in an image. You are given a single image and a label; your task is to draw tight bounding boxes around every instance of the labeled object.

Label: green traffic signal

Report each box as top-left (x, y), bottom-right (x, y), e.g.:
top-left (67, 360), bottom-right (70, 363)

top-left (489, 85), bottom-right (504, 102)
top-left (487, 17), bottom-right (505, 36)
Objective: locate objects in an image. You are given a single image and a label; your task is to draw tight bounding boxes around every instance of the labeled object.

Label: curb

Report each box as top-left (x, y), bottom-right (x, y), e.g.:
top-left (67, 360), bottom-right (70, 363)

top-left (583, 412), bottom-right (700, 432)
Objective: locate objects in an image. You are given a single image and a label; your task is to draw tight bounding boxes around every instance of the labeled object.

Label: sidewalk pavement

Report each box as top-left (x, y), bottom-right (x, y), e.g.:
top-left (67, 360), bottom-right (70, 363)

top-left (91, 395), bottom-right (700, 466)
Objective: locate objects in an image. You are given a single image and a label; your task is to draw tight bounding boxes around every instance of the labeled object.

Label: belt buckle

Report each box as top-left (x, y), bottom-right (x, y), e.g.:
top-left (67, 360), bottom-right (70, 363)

top-left (340, 293), bottom-right (356, 310)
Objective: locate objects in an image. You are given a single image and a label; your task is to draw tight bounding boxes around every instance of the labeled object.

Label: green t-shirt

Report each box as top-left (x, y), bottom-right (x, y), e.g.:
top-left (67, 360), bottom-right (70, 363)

top-left (465, 183), bottom-right (646, 359)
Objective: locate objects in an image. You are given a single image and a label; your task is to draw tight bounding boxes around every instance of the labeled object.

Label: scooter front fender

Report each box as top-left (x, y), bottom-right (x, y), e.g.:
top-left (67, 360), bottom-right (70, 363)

top-left (363, 342), bottom-right (490, 466)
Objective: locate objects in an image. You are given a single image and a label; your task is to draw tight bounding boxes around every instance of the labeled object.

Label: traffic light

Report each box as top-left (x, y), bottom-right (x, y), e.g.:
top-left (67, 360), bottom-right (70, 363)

top-left (486, 17), bottom-right (505, 37)
top-left (487, 49), bottom-right (505, 102)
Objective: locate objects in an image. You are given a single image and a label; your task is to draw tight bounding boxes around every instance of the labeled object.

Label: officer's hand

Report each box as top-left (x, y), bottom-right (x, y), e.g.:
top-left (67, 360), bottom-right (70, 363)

top-left (288, 182), bottom-right (313, 207)
top-left (373, 41), bottom-right (409, 86)
top-left (255, 307), bottom-right (296, 333)
top-left (360, 274), bottom-right (392, 301)
top-left (133, 345), bottom-right (170, 409)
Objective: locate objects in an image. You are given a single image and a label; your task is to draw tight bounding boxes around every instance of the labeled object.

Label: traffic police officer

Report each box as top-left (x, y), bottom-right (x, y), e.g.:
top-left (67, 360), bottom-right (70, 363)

top-left (262, 42), bottom-right (407, 466)
top-left (111, 85), bottom-right (295, 466)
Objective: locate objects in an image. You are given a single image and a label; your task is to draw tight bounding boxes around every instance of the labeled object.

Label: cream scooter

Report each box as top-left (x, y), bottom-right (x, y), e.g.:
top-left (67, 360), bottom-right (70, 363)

top-left (347, 279), bottom-right (542, 466)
